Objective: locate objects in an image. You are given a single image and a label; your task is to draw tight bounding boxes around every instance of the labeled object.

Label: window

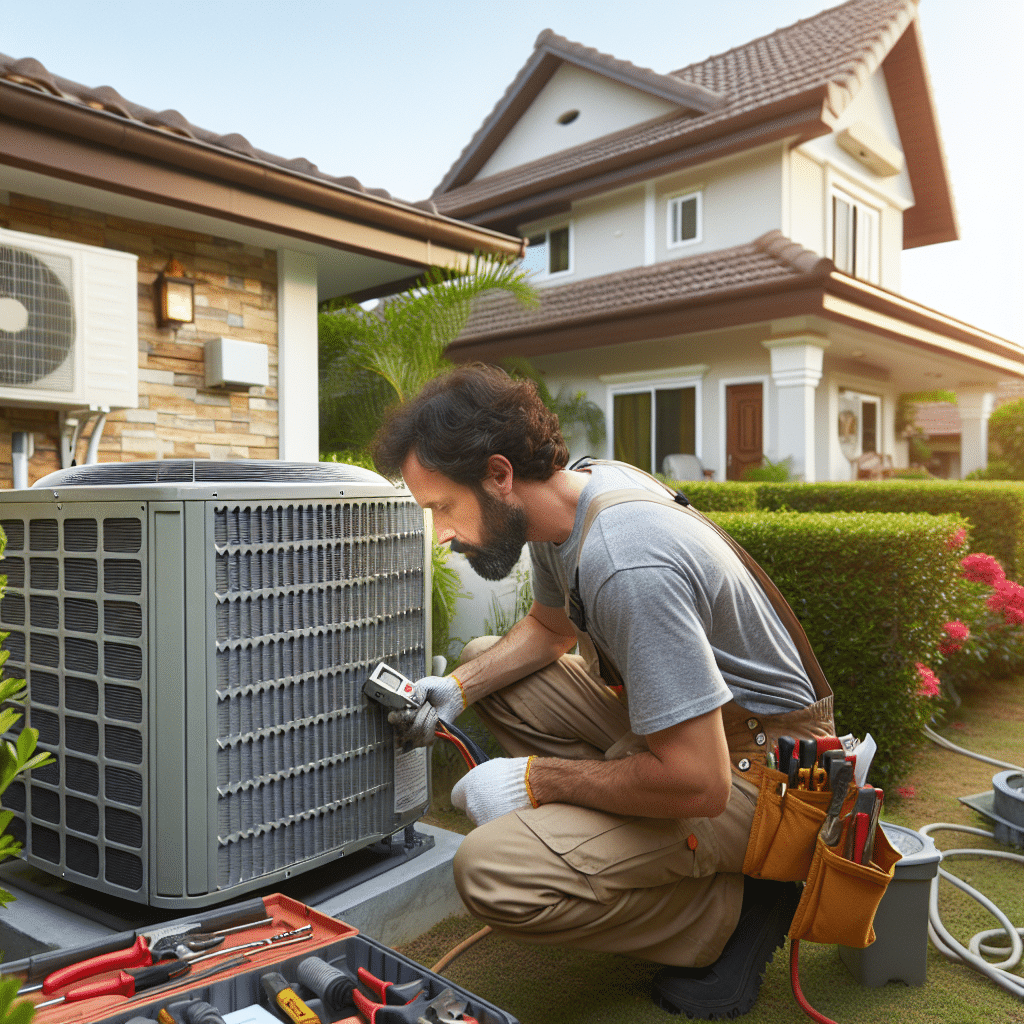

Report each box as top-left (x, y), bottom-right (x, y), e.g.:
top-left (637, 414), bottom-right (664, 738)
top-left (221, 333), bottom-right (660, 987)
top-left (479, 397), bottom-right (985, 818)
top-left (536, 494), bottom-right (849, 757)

top-left (612, 385), bottom-right (696, 474)
top-left (832, 190), bottom-right (879, 282)
top-left (522, 225), bottom-right (571, 277)
top-left (667, 191), bottom-right (701, 248)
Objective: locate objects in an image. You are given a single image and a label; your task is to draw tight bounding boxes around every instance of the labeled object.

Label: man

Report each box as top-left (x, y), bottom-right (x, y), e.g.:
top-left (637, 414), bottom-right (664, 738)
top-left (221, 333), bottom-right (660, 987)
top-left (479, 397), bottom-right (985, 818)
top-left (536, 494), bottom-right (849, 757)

top-left (371, 364), bottom-right (834, 1019)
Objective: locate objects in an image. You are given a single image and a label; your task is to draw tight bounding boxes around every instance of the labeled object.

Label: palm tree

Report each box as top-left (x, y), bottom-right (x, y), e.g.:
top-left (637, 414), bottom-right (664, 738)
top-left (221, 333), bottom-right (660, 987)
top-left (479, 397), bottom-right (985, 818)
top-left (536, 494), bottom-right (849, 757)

top-left (319, 257), bottom-right (538, 455)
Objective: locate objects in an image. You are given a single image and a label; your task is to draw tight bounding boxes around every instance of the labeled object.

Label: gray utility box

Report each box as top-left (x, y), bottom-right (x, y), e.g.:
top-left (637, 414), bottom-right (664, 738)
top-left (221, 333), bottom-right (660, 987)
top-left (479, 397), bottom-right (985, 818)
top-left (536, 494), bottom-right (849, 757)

top-left (0, 460), bottom-right (432, 908)
top-left (839, 822), bottom-right (941, 987)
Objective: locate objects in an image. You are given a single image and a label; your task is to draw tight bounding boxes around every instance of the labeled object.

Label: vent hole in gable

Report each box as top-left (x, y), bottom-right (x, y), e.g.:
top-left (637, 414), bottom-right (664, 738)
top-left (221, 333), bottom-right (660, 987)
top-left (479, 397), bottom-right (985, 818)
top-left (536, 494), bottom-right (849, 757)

top-left (557, 109), bottom-right (580, 125)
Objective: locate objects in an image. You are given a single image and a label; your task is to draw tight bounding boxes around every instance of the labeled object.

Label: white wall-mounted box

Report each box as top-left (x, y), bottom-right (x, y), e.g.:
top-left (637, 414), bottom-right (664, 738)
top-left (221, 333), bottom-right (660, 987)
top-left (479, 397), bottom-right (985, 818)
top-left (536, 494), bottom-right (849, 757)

top-left (205, 336), bottom-right (269, 388)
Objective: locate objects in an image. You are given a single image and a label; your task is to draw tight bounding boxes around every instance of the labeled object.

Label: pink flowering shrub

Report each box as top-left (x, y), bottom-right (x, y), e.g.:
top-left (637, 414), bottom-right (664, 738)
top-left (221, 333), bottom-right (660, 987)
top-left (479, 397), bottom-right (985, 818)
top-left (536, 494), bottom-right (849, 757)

top-left (926, 550), bottom-right (1024, 691)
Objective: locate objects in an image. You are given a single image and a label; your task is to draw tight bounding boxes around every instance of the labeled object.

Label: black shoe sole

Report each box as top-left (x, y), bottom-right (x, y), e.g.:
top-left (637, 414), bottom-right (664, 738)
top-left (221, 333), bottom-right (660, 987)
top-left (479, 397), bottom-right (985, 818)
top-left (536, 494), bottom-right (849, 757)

top-left (650, 883), bottom-right (798, 1019)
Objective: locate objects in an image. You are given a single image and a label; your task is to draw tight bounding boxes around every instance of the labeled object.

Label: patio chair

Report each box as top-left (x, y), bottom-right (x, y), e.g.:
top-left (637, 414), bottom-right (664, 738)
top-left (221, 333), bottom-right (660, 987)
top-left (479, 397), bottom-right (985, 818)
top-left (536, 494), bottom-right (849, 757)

top-left (854, 452), bottom-right (896, 479)
top-left (662, 453), bottom-right (715, 481)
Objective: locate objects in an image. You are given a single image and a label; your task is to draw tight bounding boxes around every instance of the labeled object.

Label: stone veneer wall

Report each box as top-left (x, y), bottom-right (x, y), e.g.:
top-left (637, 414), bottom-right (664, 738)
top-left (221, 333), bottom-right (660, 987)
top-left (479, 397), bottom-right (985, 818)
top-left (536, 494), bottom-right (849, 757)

top-left (0, 191), bottom-right (279, 488)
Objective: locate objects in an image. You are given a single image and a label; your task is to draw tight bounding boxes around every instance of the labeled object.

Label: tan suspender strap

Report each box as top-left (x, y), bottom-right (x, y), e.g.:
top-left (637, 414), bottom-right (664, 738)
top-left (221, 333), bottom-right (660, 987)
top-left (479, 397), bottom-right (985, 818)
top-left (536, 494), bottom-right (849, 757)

top-left (573, 463), bottom-right (833, 702)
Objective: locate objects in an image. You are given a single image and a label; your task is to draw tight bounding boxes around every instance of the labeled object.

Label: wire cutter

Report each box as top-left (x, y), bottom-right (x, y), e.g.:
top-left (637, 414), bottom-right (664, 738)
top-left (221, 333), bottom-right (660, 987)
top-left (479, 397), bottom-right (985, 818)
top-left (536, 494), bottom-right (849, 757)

top-left (351, 983), bottom-right (479, 1024)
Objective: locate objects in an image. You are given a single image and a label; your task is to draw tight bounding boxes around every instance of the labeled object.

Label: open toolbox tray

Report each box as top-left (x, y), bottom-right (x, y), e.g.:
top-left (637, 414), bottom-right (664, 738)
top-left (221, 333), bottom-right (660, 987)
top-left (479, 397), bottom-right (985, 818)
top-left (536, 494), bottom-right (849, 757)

top-left (5, 893), bottom-right (518, 1024)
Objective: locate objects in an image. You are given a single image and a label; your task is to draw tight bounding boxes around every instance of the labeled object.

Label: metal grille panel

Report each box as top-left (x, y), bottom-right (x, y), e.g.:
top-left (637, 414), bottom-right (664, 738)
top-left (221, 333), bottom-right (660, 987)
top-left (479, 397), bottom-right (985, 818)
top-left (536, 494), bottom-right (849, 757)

top-left (0, 505), bottom-right (147, 897)
top-left (213, 499), bottom-right (427, 889)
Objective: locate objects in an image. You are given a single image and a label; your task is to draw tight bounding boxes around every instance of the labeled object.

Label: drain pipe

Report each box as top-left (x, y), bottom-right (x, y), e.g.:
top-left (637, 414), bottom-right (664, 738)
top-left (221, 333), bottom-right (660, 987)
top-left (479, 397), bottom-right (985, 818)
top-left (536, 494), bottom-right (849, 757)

top-left (11, 432), bottom-right (32, 489)
top-left (84, 410), bottom-right (108, 465)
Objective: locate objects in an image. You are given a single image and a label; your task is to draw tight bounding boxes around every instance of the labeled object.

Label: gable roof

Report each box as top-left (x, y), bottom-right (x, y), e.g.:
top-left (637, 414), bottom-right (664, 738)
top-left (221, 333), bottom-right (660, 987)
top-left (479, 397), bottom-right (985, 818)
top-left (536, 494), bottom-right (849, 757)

top-left (432, 0), bottom-right (956, 250)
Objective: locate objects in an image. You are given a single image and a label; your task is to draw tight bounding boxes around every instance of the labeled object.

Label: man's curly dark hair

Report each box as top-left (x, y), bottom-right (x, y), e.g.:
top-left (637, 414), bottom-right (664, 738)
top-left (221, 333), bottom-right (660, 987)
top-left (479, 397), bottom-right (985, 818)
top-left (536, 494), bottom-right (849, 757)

top-left (371, 363), bottom-right (569, 486)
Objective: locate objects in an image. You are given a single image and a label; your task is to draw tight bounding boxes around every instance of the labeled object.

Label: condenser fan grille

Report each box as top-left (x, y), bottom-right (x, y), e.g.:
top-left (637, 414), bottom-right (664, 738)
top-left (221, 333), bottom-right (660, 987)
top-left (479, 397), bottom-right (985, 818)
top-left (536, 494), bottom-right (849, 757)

top-left (0, 246), bottom-right (75, 389)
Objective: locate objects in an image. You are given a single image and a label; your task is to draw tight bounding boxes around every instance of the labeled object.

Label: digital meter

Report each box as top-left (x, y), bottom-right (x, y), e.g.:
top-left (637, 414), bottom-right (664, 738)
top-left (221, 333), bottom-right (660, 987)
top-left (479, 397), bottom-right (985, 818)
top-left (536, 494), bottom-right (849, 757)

top-left (363, 662), bottom-right (421, 710)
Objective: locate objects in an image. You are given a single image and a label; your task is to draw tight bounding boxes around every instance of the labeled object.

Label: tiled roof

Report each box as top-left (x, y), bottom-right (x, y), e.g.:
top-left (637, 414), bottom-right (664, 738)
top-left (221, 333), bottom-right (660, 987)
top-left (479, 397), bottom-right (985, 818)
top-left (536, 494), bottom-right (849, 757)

top-left (455, 230), bottom-right (829, 342)
top-left (434, 0), bottom-right (915, 213)
top-left (914, 402), bottom-right (960, 437)
top-left (0, 52), bottom-right (440, 214)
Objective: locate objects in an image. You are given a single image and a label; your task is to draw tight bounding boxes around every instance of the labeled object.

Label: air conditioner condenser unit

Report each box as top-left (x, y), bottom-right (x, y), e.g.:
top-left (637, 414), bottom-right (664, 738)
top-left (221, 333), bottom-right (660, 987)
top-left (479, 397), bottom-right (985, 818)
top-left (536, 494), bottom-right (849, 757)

top-left (0, 460), bottom-right (432, 908)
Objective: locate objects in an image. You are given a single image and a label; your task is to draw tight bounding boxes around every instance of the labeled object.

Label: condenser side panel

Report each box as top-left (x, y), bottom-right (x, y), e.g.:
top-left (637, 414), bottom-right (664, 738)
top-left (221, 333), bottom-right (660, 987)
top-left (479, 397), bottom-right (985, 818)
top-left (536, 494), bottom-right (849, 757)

top-left (0, 500), bottom-right (150, 901)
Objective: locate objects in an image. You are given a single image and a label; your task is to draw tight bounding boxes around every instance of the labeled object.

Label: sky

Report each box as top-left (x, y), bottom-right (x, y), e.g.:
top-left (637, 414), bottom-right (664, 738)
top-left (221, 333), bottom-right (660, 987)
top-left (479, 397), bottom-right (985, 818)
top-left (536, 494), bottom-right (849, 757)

top-left (3, 0), bottom-right (1023, 343)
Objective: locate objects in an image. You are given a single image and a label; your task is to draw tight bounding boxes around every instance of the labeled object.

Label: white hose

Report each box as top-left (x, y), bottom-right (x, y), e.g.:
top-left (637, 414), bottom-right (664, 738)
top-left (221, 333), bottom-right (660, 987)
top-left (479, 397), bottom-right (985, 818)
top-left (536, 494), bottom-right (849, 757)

top-left (923, 724), bottom-right (1024, 773)
top-left (918, 823), bottom-right (1024, 999)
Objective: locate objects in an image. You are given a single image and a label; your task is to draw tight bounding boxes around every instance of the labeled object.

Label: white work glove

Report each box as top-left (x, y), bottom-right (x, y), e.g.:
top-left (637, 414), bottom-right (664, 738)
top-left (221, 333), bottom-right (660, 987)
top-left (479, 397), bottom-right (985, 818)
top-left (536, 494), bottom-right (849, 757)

top-left (387, 674), bottom-right (465, 748)
top-left (451, 757), bottom-right (533, 826)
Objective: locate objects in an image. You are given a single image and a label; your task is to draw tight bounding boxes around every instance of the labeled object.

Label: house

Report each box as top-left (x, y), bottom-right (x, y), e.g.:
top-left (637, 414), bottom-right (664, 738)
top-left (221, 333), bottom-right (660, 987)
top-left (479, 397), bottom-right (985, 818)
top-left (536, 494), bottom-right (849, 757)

top-left (0, 53), bottom-right (522, 487)
top-left (431, 0), bottom-right (1024, 481)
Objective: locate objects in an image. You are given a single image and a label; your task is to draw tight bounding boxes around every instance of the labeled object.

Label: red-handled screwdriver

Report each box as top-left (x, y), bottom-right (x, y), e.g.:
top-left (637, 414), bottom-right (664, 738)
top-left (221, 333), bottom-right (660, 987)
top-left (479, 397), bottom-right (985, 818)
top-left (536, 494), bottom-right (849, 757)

top-left (35, 960), bottom-right (190, 1008)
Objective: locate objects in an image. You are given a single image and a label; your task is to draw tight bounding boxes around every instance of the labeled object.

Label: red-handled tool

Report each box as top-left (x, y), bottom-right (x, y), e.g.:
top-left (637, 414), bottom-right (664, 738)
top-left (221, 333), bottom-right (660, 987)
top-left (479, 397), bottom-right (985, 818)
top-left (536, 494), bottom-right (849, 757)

top-left (351, 985), bottom-right (479, 1024)
top-left (35, 959), bottom-right (190, 1008)
top-left (356, 966), bottom-right (425, 1006)
top-left (852, 812), bottom-right (871, 863)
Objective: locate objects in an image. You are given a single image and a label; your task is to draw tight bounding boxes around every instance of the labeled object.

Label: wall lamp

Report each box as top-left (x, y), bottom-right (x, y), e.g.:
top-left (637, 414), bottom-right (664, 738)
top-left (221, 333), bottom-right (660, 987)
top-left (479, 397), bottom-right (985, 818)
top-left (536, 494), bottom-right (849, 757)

top-left (154, 257), bottom-right (195, 328)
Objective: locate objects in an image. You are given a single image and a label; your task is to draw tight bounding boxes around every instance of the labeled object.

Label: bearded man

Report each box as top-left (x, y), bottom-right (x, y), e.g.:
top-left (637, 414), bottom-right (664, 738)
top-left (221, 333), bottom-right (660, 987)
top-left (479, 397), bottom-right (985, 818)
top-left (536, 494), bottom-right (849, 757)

top-left (370, 363), bottom-right (834, 1020)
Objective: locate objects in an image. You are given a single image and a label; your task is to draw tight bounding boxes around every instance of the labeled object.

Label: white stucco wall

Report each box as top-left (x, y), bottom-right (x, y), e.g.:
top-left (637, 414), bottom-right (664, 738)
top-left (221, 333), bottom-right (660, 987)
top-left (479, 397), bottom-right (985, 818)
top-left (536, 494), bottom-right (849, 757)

top-left (478, 64), bottom-right (678, 179)
top-left (520, 146), bottom-right (786, 288)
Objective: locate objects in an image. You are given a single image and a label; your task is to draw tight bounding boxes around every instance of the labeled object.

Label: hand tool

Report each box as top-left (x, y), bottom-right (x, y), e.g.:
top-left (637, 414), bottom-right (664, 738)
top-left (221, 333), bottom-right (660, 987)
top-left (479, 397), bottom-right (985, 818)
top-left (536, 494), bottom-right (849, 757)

top-left (352, 984), bottom-right (479, 1024)
top-left (357, 966), bottom-right (428, 1006)
top-left (20, 921), bottom-right (201, 995)
top-left (364, 663), bottom-right (421, 711)
top-left (845, 787), bottom-right (877, 860)
top-left (777, 736), bottom-right (796, 776)
top-left (798, 738), bottom-right (816, 773)
top-left (852, 811), bottom-right (871, 863)
top-left (22, 903), bottom-right (271, 995)
top-left (815, 736), bottom-right (843, 760)
top-left (818, 762), bottom-right (854, 846)
top-left (821, 748), bottom-right (846, 788)
top-left (121, 954), bottom-right (252, 1009)
top-left (35, 959), bottom-right (191, 1008)
top-left (158, 1000), bottom-right (229, 1023)
top-left (862, 788), bottom-right (884, 864)
top-left (260, 971), bottom-right (321, 1024)
top-left (811, 766), bottom-right (827, 791)
top-left (188, 928), bottom-right (313, 966)
top-left (295, 956), bottom-right (359, 1015)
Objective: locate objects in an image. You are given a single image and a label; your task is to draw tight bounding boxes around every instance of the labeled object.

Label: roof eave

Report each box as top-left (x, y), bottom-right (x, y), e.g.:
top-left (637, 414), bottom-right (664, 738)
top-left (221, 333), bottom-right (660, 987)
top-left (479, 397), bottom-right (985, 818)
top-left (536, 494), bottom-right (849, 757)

top-left (0, 80), bottom-right (525, 263)
top-left (882, 16), bottom-right (959, 248)
top-left (449, 270), bottom-right (1024, 379)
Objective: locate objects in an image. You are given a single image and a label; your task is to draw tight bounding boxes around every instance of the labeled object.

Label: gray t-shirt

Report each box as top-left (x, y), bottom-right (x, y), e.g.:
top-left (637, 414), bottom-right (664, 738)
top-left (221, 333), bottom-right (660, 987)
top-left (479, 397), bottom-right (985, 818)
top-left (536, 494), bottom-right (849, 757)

top-left (529, 463), bottom-right (817, 735)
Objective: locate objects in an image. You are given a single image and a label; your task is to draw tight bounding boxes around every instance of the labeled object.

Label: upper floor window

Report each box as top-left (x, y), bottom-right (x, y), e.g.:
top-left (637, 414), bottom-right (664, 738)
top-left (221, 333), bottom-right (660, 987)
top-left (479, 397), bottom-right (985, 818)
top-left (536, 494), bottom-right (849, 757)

top-left (832, 190), bottom-right (879, 283)
top-left (667, 191), bottom-right (702, 248)
top-left (523, 225), bottom-right (571, 277)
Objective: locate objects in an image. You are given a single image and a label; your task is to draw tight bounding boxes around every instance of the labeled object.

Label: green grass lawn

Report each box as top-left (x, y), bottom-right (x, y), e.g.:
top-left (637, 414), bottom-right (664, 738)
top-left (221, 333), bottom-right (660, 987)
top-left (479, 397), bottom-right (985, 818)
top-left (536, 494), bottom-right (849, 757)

top-left (403, 675), bottom-right (1024, 1023)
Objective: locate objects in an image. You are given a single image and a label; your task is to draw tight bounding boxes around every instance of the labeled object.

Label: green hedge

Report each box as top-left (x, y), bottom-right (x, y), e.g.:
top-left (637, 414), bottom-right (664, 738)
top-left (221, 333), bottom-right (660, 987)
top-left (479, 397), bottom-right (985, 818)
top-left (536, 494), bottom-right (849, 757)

top-left (707, 510), bottom-right (966, 786)
top-left (663, 479), bottom-right (760, 511)
top-left (754, 481), bottom-right (1024, 579)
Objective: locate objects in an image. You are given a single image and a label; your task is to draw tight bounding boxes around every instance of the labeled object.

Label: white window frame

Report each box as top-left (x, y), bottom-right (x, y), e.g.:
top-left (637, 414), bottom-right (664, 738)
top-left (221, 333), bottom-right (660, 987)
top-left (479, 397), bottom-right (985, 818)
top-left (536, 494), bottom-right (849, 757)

top-left (830, 186), bottom-right (880, 284)
top-left (605, 372), bottom-right (704, 472)
top-left (666, 190), bottom-right (702, 249)
top-left (521, 222), bottom-right (573, 279)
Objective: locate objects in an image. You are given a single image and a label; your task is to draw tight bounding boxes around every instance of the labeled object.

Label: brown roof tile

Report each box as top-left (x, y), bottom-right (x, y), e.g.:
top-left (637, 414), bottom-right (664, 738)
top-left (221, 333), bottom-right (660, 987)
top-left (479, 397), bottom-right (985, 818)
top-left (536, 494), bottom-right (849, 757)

top-left (434, 0), bottom-right (915, 214)
top-left (455, 230), bottom-right (830, 343)
top-left (0, 51), bottom-right (439, 213)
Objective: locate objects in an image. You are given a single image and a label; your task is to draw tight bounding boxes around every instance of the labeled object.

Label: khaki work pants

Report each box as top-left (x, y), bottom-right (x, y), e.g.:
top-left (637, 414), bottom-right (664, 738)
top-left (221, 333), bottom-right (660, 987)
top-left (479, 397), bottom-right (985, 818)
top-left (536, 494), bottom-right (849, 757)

top-left (452, 637), bottom-right (760, 967)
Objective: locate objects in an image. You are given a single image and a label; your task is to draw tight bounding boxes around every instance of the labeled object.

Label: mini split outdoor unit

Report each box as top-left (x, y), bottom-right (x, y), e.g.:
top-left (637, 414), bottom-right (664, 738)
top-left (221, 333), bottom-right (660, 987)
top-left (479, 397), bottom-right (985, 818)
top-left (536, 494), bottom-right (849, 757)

top-left (0, 460), bottom-right (432, 908)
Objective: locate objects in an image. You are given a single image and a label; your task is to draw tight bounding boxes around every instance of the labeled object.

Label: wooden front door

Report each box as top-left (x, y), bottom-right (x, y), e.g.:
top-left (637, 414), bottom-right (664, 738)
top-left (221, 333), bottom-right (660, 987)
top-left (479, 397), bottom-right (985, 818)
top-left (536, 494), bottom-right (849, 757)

top-left (726, 383), bottom-right (763, 480)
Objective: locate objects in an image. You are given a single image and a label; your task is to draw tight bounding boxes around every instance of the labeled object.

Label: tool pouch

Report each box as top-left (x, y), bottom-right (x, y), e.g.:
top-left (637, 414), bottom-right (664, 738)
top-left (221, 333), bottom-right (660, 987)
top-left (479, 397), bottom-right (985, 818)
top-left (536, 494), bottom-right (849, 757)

top-left (741, 765), bottom-right (833, 882)
top-left (787, 817), bottom-right (900, 948)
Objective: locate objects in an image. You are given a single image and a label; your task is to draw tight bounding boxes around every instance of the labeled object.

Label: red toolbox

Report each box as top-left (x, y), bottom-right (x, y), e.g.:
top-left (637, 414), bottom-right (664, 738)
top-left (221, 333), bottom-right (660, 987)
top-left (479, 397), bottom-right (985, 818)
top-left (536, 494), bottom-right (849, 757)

top-left (5, 893), bottom-right (517, 1024)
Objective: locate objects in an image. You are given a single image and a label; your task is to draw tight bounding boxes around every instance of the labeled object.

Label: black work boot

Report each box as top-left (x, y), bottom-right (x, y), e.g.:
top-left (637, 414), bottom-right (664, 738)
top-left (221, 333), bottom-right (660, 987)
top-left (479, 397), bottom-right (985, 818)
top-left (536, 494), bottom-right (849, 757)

top-left (650, 878), bottom-right (800, 1019)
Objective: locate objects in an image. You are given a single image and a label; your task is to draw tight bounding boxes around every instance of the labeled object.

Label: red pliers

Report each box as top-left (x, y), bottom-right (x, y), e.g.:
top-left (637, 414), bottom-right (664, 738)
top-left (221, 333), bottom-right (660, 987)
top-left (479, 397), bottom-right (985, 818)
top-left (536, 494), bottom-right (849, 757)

top-left (352, 970), bottom-right (479, 1024)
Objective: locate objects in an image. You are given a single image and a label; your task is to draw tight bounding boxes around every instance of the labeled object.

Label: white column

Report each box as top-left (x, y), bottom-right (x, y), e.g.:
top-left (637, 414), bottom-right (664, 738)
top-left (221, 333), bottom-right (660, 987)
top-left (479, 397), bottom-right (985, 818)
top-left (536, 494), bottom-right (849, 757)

top-left (277, 249), bottom-right (319, 462)
top-left (956, 387), bottom-right (995, 479)
top-left (762, 337), bottom-right (828, 482)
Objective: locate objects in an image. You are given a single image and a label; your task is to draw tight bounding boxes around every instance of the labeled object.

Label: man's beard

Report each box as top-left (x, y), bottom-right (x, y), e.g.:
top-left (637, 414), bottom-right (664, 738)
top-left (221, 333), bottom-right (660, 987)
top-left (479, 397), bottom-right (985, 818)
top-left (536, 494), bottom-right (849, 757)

top-left (460, 488), bottom-right (528, 581)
